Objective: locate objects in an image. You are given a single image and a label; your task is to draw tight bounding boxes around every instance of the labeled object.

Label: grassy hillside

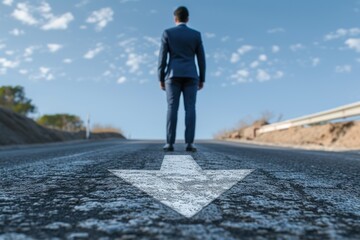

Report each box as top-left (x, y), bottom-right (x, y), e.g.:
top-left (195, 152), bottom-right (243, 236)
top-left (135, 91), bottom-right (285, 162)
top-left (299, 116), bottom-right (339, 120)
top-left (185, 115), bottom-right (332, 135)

top-left (0, 107), bottom-right (125, 146)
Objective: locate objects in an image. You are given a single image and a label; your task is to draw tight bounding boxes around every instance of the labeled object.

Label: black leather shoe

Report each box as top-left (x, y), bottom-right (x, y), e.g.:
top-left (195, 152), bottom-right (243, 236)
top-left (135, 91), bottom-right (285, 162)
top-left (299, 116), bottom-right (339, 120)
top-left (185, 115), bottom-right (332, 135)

top-left (186, 144), bottom-right (197, 152)
top-left (163, 144), bottom-right (174, 152)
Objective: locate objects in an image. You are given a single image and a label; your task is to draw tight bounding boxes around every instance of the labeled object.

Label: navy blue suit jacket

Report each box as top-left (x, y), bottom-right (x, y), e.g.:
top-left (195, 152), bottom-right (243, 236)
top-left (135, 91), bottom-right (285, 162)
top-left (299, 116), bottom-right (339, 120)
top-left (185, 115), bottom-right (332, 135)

top-left (158, 24), bottom-right (206, 83)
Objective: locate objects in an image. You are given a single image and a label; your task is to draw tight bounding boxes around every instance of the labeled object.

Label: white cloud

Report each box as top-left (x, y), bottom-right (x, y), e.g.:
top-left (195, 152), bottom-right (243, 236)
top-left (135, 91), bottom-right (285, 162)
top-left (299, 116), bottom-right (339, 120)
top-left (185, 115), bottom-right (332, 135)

top-left (345, 38), bottom-right (360, 52)
top-left (24, 46), bottom-right (37, 57)
top-left (324, 28), bottom-right (360, 41)
top-left (230, 69), bottom-right (250, 83)
top-left (86, 8), bottom-right (114, 31)
top-left (9, 28), bottom-right (25, 36)
top-left (46, 74), bottom-right (54, 80)
top-left (312, 57), bottom-right (320, 67)
top-left (3, 0), bottom-right (13, 6)
top-left (12, 3), bottom-right (38, 25)
top-left (40, 67), bottom-right (50, 74)
top-left (42, 13), bottom-right (74, 30)
top-left (149, 67), bottom-right (156, 75)
top-left (143, 36), bottom-right (160, 47)
top-left (237, 70), bottom-right (249, 78)
top-left (230, 53), bottom-right (240, 63)
top-left (38, 67), bottom-right (54, 80)
top-left (63, 58), bottom-right (73, 64)
top-left (0, 58), bottom-right (19, 69)
top-left (212, 68), bottom-right (223, 77)
top-left (250, 61), bottom-right (259, 68)
top-left (238, 45), bottom-right (253, 55)
top-left (118, 38), bottom-right (137, 53)
top-left (75, 0), bottom-right (90, 8)
top-left (47, 44), bottom-right (63, 53)
top-left (335, 65), bottom-right (352, 73)
top-left (103, 70), bottom-right (111, 76)
top-left (118, 37), bottom-right (153, 79)
top-left (290, 43), bottom-right (305, 52)
top-left (117, 76), bottom-right (127, 84)
top-left (272, 45), bottom-right (280, 53)
top-left (214, 71), bottom-right (222, 77)
top-left (212, 50), bottom-right (227, 63)
top-left (11, 2), bottom-right (74, 30)
top-left (205, 32), bottom-right (216, 38)
top-left (221, 36), bottom-right (230, 42)
top-left (149, 9), bottom-right (158, 14)
top-left (38, 2), bottom-right (51, 15)
top-left (228, 45), bottom-right (254, 65)
top-left (5, 51), bottom-right (14, 55)
top-left (267, 28), bottom-right (285, 34)
top-left (84, 43), bottom-right (104, 59)
top-left (257, 69), bottom-right (271, 82)
top-left (19, 69), bottom-right (28, 75)
top-left (274, 71), bottom-right (284, 79)
top-left (259, 54), bottom-right (267, 61)
top-left (126, 53), bottom-right (144, 73)
top-left (139, 79), bottom-right (148, 84)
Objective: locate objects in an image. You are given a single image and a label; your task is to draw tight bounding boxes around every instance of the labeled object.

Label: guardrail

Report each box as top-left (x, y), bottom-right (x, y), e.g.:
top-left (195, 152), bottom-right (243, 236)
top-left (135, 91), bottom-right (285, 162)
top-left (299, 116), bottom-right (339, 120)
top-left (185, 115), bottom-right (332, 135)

top-left (257, 101), bottom-right (360, 134)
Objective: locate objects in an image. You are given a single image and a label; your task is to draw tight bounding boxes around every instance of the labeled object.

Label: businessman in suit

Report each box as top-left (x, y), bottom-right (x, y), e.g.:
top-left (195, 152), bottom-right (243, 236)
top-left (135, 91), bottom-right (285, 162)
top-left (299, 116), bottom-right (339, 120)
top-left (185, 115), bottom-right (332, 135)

top-left (158, 6), bottom-right (206, 152)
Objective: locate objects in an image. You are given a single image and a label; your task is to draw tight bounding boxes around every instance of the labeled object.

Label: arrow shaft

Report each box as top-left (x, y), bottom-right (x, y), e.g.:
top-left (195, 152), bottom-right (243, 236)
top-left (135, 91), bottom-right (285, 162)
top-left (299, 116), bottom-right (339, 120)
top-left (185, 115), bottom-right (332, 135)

top-left (160, 155), bottom-right (202, 174)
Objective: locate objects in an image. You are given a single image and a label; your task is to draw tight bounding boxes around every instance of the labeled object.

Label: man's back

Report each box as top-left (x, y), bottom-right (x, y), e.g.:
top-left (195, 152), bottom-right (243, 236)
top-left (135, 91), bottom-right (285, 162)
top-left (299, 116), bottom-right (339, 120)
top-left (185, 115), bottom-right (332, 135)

top-left (158, 24), bottom-right (205, 83)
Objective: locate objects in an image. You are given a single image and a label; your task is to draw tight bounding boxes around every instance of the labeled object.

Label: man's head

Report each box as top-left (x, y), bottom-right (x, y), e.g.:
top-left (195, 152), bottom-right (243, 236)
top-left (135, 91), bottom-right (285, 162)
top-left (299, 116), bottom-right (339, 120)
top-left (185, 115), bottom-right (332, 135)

top-left (174, 6), bottom-right (189, 23)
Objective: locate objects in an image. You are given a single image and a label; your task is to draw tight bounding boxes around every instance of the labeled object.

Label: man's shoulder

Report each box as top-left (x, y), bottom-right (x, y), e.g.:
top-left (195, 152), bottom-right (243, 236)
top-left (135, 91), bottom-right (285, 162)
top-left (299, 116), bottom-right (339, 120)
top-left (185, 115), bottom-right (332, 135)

top-left (187, 26), bottom-right (201, 35)
top-left (164, 26), bottom-right (176, 34)
top-left (164, 25), bottom-right (201, 35)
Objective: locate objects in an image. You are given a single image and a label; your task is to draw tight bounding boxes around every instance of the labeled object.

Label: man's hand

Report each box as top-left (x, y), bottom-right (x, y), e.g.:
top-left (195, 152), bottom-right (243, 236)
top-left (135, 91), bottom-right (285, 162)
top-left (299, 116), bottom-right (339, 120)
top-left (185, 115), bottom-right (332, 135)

top-left (198, 81), bottom-right (204, 90)
top-left (160, 81), bottom-right (166, 91)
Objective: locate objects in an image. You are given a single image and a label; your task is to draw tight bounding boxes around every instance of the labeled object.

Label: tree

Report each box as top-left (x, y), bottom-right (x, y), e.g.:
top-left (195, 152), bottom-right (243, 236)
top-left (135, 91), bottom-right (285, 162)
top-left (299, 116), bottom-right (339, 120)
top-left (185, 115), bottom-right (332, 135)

top-left (0, 85), bottom-right (36, 116)
top-left (37, 114), bottom-right (84, 132)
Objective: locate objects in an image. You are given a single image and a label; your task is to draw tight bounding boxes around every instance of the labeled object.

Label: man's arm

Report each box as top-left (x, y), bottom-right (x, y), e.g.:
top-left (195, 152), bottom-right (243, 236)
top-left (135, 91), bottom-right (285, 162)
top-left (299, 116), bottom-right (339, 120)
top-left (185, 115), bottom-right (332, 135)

top-left (196, 33), bottom-right (206, 89)
top-left (158, 31), bottom-right (169, 90)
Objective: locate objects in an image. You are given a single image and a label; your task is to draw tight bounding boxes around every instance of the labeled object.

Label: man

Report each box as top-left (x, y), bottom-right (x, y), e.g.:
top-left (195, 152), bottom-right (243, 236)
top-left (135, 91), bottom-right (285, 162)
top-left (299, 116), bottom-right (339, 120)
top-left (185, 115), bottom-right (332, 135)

top-left (158, 6), bottom-right (206, 152)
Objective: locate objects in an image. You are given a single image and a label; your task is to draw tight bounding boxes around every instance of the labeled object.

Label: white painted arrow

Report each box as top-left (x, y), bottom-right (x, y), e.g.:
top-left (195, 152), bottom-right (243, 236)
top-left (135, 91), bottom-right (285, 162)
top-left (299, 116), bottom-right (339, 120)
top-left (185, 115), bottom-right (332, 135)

top-left (109, 155), bottom-right (254, 218)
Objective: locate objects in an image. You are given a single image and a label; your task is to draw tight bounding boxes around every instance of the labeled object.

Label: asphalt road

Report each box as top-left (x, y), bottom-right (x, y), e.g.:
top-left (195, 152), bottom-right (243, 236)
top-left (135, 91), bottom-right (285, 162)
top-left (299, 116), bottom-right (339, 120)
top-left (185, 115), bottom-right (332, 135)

top-left (0, 139), bottom-right (359, 239)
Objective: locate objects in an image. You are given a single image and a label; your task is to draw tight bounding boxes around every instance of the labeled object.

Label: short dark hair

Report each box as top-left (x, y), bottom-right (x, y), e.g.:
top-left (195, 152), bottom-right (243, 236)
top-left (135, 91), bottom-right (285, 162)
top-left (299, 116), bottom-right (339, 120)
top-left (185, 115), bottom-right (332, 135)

top-left (174, 6), bottom-right (189, 22)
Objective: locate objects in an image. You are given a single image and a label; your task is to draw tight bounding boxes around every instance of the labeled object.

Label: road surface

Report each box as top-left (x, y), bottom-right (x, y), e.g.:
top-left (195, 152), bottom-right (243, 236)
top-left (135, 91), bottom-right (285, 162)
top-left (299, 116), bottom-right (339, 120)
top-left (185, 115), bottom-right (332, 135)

top-left (0, 139), bottom-right (359, 239)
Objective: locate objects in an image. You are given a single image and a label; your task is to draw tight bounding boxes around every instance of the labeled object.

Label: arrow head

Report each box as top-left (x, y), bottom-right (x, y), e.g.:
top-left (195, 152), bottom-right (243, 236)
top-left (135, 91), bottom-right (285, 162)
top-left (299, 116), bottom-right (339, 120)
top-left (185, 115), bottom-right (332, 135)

top-left (110, 155), bottom-right (254, 218)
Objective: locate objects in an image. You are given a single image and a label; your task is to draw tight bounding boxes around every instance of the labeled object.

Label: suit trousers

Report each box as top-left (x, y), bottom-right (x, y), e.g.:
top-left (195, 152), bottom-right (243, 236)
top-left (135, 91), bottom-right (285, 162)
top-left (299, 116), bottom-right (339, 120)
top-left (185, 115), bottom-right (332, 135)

top-left (165, 77), bottom-right (198, 145)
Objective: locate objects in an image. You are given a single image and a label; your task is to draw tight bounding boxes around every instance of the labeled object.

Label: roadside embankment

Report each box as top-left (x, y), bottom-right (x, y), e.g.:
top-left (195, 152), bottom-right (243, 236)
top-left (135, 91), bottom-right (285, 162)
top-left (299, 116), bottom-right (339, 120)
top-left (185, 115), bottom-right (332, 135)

top-left (0, 107), bottom-right (125, 146)
top-left (218, 120), bottom-right (360, 150)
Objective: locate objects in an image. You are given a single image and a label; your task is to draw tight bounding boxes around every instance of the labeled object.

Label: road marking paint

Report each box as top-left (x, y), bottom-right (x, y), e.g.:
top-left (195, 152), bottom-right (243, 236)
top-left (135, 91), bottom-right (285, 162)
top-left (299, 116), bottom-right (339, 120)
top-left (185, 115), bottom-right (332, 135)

top-left (109, 155), bottom-right (254, 218)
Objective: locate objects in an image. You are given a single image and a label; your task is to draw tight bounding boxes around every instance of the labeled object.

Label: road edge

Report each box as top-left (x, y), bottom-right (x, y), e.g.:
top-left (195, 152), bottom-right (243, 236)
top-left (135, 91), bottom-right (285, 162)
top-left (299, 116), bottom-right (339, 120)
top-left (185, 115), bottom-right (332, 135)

top-left (220, 138), bottom-right (360, 153)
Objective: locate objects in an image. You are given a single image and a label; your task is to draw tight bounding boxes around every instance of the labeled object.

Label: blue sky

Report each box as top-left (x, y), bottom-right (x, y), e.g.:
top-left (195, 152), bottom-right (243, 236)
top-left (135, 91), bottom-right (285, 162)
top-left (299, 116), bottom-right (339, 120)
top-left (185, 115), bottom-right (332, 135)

top-left (1, 0), bottom-right (360, 140)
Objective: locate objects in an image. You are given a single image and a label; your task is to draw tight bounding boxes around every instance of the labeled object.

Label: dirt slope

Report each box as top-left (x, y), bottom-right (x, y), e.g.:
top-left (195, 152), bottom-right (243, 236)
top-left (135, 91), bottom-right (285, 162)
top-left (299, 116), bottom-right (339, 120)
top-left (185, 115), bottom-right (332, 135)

top-left (221, 120), bottom-right (360, 150)
top-left (0, 107), bottom-right (125, 146)
top-left (256, 122), bottom-right (360, 149)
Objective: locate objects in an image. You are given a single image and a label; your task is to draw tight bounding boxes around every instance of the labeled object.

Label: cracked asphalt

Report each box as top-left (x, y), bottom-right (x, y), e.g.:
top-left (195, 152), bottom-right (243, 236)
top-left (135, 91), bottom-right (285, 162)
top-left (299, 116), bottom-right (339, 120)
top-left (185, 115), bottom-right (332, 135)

top-left (0, 139), bottom-right (359, 239)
